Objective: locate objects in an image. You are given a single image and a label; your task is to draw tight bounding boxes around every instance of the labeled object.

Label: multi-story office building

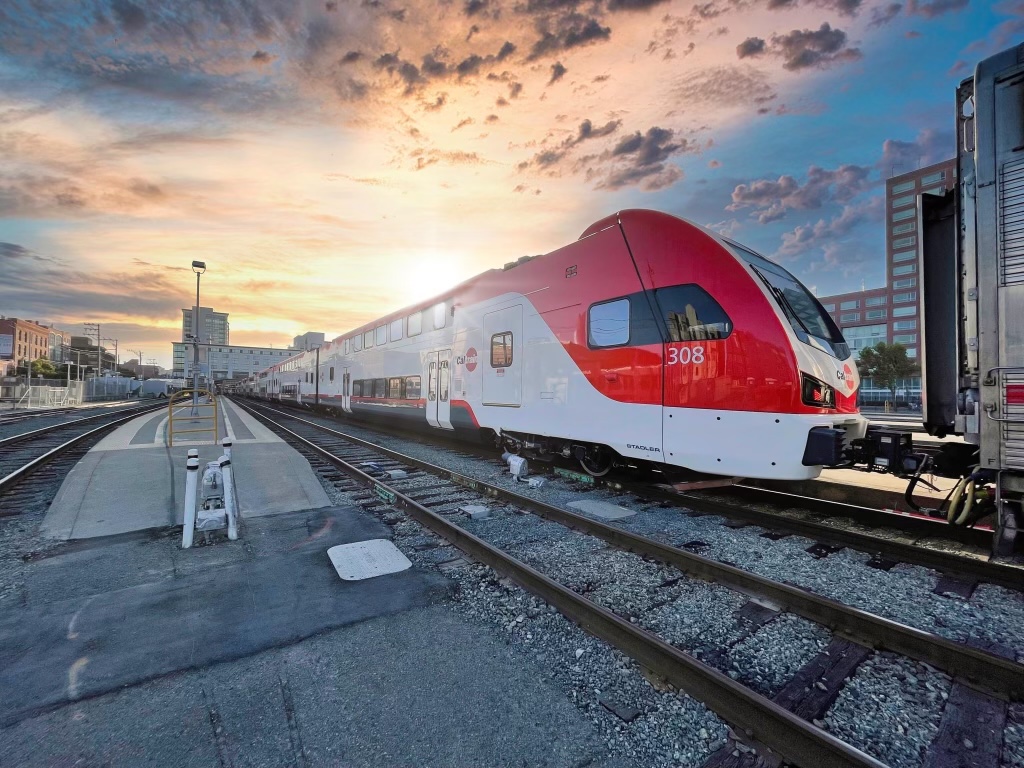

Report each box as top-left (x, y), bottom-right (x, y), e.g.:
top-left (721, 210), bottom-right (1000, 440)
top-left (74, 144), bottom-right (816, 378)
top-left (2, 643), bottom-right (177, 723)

top-left (0, 317), bottom-right (71, 366)
top-left (293, 332), bottom-right (326, 351)
top-left (818, 158), bottom-right (957, 362)
top-left (172, 342), bottom-right (296, 380)
top-left (181, 307), bottom-right (230, 345)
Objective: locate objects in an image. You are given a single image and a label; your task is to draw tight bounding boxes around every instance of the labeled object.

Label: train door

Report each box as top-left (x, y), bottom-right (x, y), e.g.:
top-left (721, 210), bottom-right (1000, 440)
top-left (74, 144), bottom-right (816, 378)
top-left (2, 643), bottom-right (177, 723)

top-left (342, 368), bottom-right (351, 413)
top-left (426, 350), bottom-right (454, 429)
top-left (482, 306), bottom-right (522, 406)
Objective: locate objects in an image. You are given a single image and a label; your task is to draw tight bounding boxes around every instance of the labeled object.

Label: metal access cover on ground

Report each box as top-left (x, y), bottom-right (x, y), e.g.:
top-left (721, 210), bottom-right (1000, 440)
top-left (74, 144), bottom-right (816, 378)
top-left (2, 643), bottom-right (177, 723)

top-left (566, 500), bottom-right (636, 520)
top-left (328, 539), bottom-right (413, 581)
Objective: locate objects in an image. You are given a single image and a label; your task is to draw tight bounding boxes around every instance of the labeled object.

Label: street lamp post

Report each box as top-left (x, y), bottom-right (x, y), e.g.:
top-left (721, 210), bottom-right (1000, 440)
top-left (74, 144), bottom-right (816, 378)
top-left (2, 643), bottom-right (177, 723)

top-left (191, 261), bottom-right (207, 408)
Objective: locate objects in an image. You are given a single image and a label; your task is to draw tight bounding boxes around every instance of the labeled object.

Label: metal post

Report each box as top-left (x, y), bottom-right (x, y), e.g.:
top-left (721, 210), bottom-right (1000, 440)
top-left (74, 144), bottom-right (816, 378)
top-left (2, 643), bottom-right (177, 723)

top-left (315, 345), bottom-right (320, 407)
top-left (182, 456), bottom-right (200, 549)
top-left (221, 437), bottom-right (232, 460)
top-left (221, 454), bottom-right (238, 541)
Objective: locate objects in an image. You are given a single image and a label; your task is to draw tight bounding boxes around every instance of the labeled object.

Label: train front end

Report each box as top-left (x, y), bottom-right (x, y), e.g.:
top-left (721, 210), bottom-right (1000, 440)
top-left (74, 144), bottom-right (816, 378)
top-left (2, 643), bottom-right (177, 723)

top-left (614, 210), bottom-right (867, 480)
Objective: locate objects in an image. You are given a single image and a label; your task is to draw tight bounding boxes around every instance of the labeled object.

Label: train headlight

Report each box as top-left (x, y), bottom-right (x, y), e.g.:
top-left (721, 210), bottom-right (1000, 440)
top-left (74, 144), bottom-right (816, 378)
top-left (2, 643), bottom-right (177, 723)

top-left (801, 374), bottom-right (836, 409)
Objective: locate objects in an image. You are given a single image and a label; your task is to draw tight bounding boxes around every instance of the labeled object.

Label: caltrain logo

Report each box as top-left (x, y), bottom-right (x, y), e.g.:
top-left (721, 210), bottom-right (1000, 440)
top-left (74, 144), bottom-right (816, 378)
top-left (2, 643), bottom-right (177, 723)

top-left (456, 348), bottom-right (479, 372)
top-left (838, 363), bottom-right (856, 390)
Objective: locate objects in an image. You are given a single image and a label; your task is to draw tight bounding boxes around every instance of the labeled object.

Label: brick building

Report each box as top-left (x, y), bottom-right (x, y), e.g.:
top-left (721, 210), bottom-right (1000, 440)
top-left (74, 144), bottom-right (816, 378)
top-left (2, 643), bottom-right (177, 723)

top-left (0, 317), bottom-right (71, 367)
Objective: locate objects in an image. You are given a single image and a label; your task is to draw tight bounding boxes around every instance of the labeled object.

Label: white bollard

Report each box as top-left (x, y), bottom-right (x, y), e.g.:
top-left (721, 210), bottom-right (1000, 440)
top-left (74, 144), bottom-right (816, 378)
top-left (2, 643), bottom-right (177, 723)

top-left (221, 438), bottom-right (232, 460)
top-left (220, 454), bottom-right (238, 541)
top-left (182, 457), bottom-right (200, 549)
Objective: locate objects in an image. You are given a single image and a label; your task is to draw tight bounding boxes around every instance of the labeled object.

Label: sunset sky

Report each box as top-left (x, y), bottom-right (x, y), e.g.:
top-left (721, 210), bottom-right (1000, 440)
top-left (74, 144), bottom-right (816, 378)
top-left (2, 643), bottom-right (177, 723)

top-left (0, 0), bottom-right (1019, 369)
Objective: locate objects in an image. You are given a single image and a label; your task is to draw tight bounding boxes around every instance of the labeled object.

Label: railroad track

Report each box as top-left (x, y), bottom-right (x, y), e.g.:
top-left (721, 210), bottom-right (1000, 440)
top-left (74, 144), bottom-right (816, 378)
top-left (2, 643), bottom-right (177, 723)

top-left (0, 403), bottom-right (165, 513)
top-left (234, 398), bottom-right (1023, 768)
top-left (243, 398), bottom-right (1020, 591)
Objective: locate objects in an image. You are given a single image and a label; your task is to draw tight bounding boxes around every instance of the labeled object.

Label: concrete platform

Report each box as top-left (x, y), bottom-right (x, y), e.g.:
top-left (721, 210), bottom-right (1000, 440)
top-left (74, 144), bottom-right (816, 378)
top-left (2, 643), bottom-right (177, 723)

top-left (1, 506), bottom-right (623, 768)
top-left (40, 398), bottom-right (330, 540)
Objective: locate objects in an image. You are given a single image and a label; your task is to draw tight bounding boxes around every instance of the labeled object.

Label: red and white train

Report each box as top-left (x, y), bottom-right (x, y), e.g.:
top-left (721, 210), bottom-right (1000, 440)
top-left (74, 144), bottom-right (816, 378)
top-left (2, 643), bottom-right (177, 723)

top-left (242, 210), bottom-right (867, 480)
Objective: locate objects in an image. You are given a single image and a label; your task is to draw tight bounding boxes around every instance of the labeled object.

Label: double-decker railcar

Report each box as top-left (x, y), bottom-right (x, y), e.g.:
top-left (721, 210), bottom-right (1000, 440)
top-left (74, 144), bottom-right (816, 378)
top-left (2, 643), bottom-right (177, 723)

top-left (258, 210), bottom-right (867, 480)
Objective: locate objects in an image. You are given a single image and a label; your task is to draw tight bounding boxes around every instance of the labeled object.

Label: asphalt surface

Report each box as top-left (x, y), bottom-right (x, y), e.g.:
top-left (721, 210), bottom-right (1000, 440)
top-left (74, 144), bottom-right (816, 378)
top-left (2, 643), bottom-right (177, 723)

top-left (0, 504), bottom-right (628, 767)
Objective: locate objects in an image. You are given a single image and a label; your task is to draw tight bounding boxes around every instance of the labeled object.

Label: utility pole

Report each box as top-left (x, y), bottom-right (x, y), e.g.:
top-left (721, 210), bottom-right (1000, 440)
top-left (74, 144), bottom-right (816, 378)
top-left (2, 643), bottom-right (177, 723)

top-left (83, 323), bottom-right (100, 373)
top-left (130, 350), bottom-right (144, 378)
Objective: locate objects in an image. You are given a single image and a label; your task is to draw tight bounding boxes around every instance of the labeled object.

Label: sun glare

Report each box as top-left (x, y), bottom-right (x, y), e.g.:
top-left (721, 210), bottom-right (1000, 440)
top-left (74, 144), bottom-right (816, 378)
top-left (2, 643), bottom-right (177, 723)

top-left (397, 251), bottom-right (473, 307)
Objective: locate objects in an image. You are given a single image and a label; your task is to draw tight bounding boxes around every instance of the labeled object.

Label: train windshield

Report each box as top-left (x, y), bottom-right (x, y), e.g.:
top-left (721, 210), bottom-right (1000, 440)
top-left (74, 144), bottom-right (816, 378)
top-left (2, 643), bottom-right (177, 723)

top-left (725, 241), bottom-right (851, 360)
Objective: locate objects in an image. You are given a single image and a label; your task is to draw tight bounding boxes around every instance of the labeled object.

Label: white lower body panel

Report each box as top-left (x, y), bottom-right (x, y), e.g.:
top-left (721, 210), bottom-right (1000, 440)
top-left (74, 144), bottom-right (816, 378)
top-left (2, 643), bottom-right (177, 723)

top-left (663, 407), bottom-right (868, 481)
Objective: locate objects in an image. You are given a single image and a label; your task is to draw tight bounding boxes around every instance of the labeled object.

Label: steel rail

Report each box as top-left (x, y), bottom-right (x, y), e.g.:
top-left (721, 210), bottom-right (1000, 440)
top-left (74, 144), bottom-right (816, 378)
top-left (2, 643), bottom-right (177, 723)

top-left (726, 482), bottom-right (994, 548)
top-left (235, 400), bottom-right (1024, 701)
top-left (0, 404), bottom-right (165, 493)
top-left (0, 403), bottom-right (160, 449)
top-left (235, 399), bottom-right (889, 768)
top-left (615, 484), bottom-right (1021, 591)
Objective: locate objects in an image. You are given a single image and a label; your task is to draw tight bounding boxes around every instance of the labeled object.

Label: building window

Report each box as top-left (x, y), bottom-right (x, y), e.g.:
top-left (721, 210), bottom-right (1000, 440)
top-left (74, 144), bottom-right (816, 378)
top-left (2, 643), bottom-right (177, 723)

top-left (329, 367), bottom-right (335, 381)
top-left (893, 306), bottom-right (916, 317)
top-left (843, 324), bottom-right (887, 353)
top-left (921, 185), bottom-right (946, 196)
top-left (893, 250), bottom-right (916, 263)
top-left (840, 312), bottom-right (860, 323)
top-left (375, 325), bottom-right (387, 346)
top-left (892, 208), bottom-right (916, 222)
top-left (822, 303), bottom-right (835, 312)
top-left (893, 320), bottom-right (917, 330)
top-left (408, 311), bottom-right (422, 337)
top-left (891, 194), bottom-right (915, 208)
top-left (840, 300), bottom-right (859, 310)
top-left (892, 222), bottom-right (916, 235)
top-left (390, 318), bottom-right (403, 342)
top-left (921, 170), bottom-right (946, 186)
top-left (893, 278), bottom-right (917, 289)
top-left (891, 180), bottom-right (916, 194)
top-left (433, 302), bottom-right (447, 330)
top-left (893, 334), bottom-right (917, 344)
top-left (892, 235), bottom-right (917, 249)
top-left (893, 291), bottom-right (917, 303)
top-left (906, 348), bottom-right (917, 358)
top-left (490, 332), bottom-right (514, 367)
top-left (893, 264), bottom-right (916, 276)
top-left (588, 298), bottom-right (631, 347)
top-left (865, 309), bottom-right (887, 320)
top-left (865, 296), bottom-right (887, 306)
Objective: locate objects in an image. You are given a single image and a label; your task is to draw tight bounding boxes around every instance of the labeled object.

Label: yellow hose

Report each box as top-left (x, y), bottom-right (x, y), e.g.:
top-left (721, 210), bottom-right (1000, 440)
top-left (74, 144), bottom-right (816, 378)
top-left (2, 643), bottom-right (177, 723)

top-left (953, 480), bottom-right (976, 526)
top-left (947, 477), bottom-right (968, 523)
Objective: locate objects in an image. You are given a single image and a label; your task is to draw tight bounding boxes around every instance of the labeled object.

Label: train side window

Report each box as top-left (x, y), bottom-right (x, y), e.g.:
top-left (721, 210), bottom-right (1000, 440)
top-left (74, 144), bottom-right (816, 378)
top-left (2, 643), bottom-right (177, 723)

top-left (405, 376), bottom-right (421, 399)
top-left (376, 325), bottom-right (387, 346)
top-left (390, 318), bottom-right (403, 342)
top-left (408, 312), bottom-right (422, 337)
top-left (329, 367), bottom-right (335, 382)
top-left (655, 285), bottom-right (733, 341)
top-left (388, 377), bottom-right (402, 398)
top-left (439, 360), bottom-right (449, 402)
top-left (588, 299), bottom-right (630, 347)
top-left (353, 335), bottom-right (362, 352)
top-left (363, 331), bottom-right (374, 349)
top-left (374, 379), bottom-right (386, 398)
top-left (428, 362), bottom-right (437, 401)
top-left (353, 380), bottom-right (363, 397)
top-left (491, 332), bottom-right (513, 366)
top-left (433, 302), bottom-right (447, 330)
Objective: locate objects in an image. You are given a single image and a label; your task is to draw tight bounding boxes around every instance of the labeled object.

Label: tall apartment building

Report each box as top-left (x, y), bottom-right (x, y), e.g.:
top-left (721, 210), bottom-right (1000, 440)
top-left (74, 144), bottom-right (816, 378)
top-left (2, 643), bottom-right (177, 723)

top-left (182, 307), bottom-right (229, 345)
top-left (818, 158), bottom-right (958, 363)
top-left (0, 317), bottom-right (71, 366)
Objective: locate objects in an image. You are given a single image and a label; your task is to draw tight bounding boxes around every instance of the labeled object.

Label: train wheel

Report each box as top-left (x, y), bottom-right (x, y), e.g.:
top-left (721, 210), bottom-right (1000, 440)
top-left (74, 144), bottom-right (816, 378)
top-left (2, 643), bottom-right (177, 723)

top-left (579, 446), bottom-right (613, 477)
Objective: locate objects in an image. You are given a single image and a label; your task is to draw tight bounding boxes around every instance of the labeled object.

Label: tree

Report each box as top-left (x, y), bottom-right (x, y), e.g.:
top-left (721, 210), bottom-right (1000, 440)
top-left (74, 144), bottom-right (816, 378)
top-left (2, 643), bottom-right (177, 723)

top-left (30, 358), bottom-right (57, 377)
top-left (856, 343), bottom-right (919, 402)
